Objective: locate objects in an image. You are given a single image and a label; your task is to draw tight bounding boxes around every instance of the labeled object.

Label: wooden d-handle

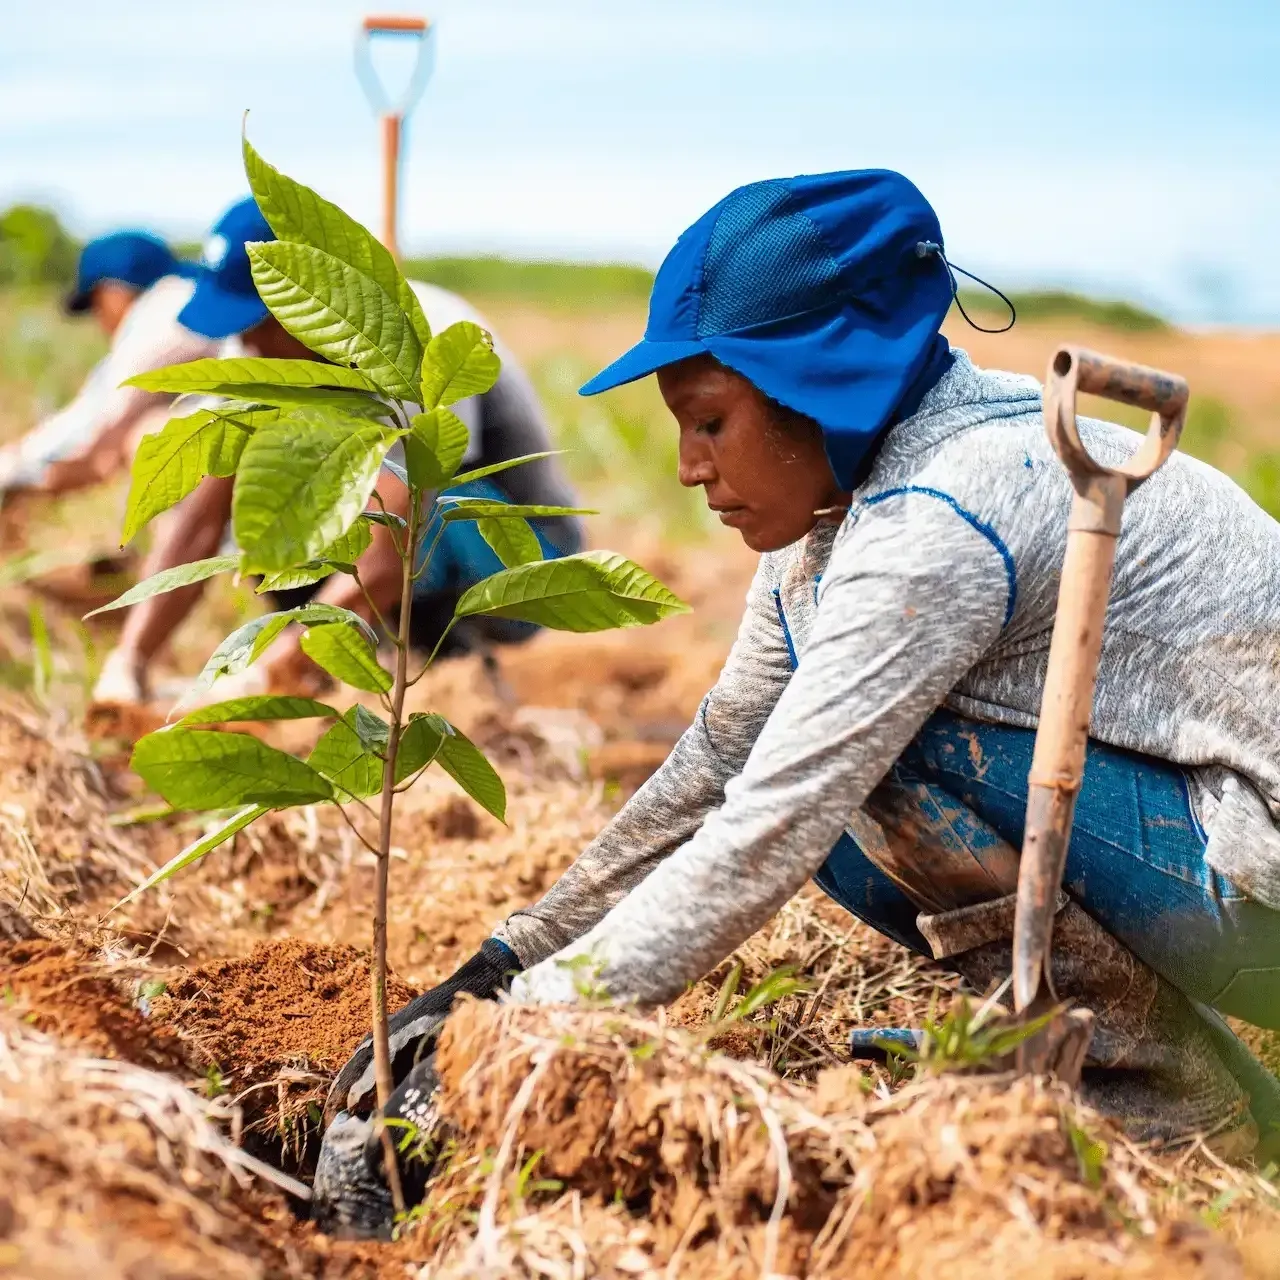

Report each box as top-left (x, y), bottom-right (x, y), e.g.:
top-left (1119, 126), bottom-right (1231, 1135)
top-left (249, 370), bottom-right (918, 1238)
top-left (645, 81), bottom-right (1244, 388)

top-left (362, 14), bottom-right (429, 33)
top-left (1044, 345), bottom-right (1188, 489)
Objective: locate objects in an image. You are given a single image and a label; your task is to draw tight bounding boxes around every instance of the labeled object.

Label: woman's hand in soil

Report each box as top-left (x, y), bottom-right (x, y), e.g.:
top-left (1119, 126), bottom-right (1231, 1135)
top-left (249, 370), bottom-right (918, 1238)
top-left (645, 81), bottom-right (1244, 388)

top-left (323, 938), bottom-right (521, 1125)
top-left (311, 1058), bottom-right (444, 1239)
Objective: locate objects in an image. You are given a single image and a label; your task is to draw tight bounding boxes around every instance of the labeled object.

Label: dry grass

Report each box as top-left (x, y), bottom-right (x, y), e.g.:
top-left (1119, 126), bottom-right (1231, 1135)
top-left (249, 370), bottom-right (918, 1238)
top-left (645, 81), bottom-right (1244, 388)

top-left (0, 699), bottom-right (152, 922)
top-left (408, 1000), bottom-right (1280, 1279)
top-left (0, 1014), bottom-right (313, 1280)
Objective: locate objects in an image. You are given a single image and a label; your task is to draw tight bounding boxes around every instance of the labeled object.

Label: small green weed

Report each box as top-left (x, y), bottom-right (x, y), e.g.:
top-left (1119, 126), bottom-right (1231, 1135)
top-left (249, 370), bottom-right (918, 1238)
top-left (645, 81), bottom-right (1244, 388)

top-left (879, 986), bottom-right (1055, 1075)
top-left (1067, 1119), bottom-right (1108, 1188)
top-left (700, 964), bottom-right (808, 1046)
top-left (204, 1063), bottom-right (227, 1099)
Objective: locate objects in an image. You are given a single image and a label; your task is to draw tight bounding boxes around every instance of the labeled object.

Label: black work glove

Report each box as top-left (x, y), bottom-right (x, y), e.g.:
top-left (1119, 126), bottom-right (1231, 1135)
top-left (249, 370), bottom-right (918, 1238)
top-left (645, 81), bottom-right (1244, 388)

top-left (313, 939), bottom-right (521, 1238)
top-left (313, 1057), bottom-right (454, 1238)
top-left (322, 937), bottom-right (521, 1126)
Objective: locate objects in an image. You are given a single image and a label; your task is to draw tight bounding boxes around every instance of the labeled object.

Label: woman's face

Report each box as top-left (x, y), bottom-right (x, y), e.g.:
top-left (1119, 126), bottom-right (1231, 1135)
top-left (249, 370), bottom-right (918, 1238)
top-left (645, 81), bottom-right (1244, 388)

top-left (658, 355), bottom-right (848, 553)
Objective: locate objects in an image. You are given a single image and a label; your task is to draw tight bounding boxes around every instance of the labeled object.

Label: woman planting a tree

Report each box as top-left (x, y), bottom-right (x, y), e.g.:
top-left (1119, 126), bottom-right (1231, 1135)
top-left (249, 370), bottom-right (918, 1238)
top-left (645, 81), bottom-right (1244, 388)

top-left (319, 167), bottom-right (1280, 1232)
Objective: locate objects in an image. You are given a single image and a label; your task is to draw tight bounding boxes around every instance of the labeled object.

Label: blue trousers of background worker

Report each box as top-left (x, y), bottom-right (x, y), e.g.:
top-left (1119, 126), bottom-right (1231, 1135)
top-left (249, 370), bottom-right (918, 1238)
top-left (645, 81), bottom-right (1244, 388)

top-left (273, 478), bottom-right (583, 655)
top-left (410, 478), bottom-right (582, 653)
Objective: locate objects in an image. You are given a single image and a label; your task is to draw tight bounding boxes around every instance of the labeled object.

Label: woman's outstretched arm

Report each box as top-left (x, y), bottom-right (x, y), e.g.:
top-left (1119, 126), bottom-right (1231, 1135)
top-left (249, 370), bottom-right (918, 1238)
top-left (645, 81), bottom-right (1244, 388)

top-left (494, 558), bottom-right (795, 966)
top-left (510, 491), bottom-right (1011, 1006)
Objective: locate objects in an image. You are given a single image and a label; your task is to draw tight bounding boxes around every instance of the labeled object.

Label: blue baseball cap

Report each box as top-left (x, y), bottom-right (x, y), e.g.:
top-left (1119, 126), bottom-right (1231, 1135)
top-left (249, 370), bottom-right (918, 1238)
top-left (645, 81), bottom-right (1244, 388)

top-left (581, 169), bottom-right (955, 490)
top-left (178, 196), bottom-right (275, 340)
top-left (64, 231), bottom-right (195, 314)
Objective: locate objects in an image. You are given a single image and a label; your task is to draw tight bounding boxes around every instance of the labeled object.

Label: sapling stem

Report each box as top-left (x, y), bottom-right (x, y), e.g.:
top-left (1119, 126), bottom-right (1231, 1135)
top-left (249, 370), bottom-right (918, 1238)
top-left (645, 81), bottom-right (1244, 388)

top-left (370, 494), bottom-right (420, 1217)
top-left (351, 567), bottom-right (392, 635)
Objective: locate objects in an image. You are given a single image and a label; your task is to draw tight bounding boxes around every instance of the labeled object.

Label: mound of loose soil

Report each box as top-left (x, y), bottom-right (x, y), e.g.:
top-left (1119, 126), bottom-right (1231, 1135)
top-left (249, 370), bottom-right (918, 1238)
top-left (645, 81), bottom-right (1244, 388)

top-left (421, 1000), bottom-right (1278, 1278)
top-left (0, 936), bottom-right (188, 1072)
top-left (157, 939), bottom-right (416, 1095)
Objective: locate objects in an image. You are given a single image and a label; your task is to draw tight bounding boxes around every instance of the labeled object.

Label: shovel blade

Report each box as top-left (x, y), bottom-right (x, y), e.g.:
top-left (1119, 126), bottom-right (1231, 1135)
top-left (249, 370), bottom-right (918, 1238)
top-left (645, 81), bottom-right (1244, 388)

top-left (1013, 784), bottom-right (1077, 1012)
top-left (1016, 1005), bottom-right (1095, 1084)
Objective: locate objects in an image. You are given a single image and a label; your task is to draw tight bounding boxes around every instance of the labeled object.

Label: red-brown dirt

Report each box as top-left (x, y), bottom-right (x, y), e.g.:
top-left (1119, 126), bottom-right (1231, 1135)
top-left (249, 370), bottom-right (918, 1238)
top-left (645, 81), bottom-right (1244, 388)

top-left (157, 939), bottom-right (417, 1086)
top-left (0, 937), bottom-right (188, 1073)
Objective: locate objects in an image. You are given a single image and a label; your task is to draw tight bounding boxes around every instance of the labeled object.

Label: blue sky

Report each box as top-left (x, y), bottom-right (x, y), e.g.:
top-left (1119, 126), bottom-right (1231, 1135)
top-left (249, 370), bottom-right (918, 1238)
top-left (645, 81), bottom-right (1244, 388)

top-left (3, 0), bottom-right (1278, 323)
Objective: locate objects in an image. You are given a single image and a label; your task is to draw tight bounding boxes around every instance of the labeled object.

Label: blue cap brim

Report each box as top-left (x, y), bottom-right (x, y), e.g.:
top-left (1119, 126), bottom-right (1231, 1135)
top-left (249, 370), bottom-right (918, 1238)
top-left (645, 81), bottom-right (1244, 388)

top-left (178, 275), bottom-right (269, 339)
top-left (579, 337), bottom-right (707, 396)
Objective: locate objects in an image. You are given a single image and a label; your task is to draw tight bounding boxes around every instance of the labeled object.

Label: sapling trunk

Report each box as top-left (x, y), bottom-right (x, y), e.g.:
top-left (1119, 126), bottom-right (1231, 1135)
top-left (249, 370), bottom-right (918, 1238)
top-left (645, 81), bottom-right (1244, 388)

top-left (370, 503), bottom-right (419, 1217)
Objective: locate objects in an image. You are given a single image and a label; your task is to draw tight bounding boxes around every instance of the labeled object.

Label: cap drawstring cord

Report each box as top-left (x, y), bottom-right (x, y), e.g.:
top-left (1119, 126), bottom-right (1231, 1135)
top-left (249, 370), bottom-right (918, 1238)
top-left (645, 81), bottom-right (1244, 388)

top-left (915, 241), bottom-right (1017, 335)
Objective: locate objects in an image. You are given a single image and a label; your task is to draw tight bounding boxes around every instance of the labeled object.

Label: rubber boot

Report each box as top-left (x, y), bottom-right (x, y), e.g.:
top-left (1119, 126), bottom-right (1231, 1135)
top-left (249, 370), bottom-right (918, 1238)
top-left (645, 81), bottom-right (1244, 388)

top-left (920, 892), bottom-right (1261, 1157)
top-left (852, 772), bottom-right (1271, 1156)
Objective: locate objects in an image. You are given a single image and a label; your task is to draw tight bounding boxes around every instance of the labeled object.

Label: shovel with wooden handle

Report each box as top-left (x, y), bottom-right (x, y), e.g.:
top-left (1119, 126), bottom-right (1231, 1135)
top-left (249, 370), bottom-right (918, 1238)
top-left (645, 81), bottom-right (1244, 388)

top-left (355, 14), bottom-right (435, 258)
top-left (1013, 345), bottom-right (1188, 1080)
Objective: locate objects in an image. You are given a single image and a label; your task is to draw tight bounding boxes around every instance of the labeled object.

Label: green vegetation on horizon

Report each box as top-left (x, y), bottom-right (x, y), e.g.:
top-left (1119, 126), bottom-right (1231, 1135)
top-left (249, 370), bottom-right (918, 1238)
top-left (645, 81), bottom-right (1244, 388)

top-left (406, 254), bottom-right (1174, 333)
top-left (0, 199), bottom-right (1175, 333)
top-left (402, 254), bottom-right (653, 308)
top-left (956, 287), bottom-right (1169, 334)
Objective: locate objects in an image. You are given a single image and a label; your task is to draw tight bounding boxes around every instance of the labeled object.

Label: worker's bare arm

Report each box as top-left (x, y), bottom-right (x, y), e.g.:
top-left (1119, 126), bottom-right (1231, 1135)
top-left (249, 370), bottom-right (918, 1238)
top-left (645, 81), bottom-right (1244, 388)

top-left (110, 475), bottom-right (235, 682)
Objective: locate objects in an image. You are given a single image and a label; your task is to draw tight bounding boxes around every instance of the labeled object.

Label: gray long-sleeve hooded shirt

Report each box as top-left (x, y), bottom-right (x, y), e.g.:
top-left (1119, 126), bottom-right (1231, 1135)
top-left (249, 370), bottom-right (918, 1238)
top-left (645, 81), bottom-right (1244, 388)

top-left (494, 351), bottom-right (1280, 1006)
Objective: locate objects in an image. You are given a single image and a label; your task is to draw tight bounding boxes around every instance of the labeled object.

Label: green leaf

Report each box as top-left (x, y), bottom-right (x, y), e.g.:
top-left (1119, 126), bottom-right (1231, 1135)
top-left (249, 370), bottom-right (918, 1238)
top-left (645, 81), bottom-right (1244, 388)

top-left (477, 517), bottom-right (543, 568)
top-left (85, 556), bottom-right (239, 618)
top-left (176, 695), bottom-right (340, 727)
top-left (396, 713), bottom-right (445, 780)
top-left (365, 510), bottom-right (407, 531)
top-left (110, 805), bottom-right (268, 909)
top-left (232, 411), bottom-right (395, 573)
top-left (455, 550), bottom-right (690, 633)
top-left (28, 601), bottom-right (51, 706)
top-left (122, 405), bottom-right (266, 543)
top-left (132, 729), bottom-right (334, 809)
top-left (254, 515), bottom-right (375, 593)
top-left (243, 130), bottom-right (431, 349)
top-left (125, 355), bottom-right (380, 395)
top-left (420, 322), bottom-right (500, 409)
top-left (382, 455), bottom-right (409, 487)
top-left (248, 241), bottom-right (423, 398)
top-left (319, 514), bottom-right (374, 566)
top-left (438, 500), bottom-right (594, 522)
top-left (307, 710), bottom-right (384, 798)
top-left (449, 451), bottom-right (560, 489)
top-left (433, 720), bottom-right (506, 821)
top-left (299, 623), bottom-right (391, 693)
top-left (194, 603), bottom-right (376, 691)
top-left (255, 563), bottom-right (338, 594)
top-left (306, 708), bottom-right (446, 797)
top-left (348, 703), bottom-right (390, 753)
top-left (202, 384), bottom-right (390, 419)
top-left (405, 407), bottom-right (470, 489)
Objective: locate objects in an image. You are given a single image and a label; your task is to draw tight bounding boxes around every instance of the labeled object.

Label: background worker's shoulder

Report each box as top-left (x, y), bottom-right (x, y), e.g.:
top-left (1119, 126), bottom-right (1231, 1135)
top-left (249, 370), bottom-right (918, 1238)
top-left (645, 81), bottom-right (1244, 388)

top-left (111, 274), bottom-right (217, 369)
top-left (118, 273), bottom-right (197, 342)
top-left (407, 279), bottom-right (490, 332)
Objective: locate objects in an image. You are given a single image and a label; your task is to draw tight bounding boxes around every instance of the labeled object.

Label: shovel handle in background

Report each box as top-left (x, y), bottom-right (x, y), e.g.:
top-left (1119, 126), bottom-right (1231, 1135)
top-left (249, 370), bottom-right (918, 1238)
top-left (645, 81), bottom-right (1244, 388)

top-left (355, 15), bottom-right (435, 257)
top-left (1013, 345), bottom-right (1188, 1080)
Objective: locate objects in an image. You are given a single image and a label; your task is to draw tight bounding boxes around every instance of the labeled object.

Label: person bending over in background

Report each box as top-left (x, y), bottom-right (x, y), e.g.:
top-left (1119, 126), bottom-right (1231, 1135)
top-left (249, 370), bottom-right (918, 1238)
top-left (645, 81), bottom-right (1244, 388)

top-left (90, 198), bottom-right (582, 711)
top-left (0, 231), bottom-right (213, 498)
top-left (316, 168), bottom-right (1280, 1234)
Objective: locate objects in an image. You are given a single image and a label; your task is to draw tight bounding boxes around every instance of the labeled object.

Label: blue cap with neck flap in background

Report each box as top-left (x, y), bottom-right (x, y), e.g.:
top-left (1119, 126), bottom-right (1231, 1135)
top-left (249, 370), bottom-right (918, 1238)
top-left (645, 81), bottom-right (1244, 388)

top-left (64, 230), bottom-right (196, 314)
top-left (580, 169), bottom-right (958, 490)
top-left (178, 196), bottom-right (276, 340)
